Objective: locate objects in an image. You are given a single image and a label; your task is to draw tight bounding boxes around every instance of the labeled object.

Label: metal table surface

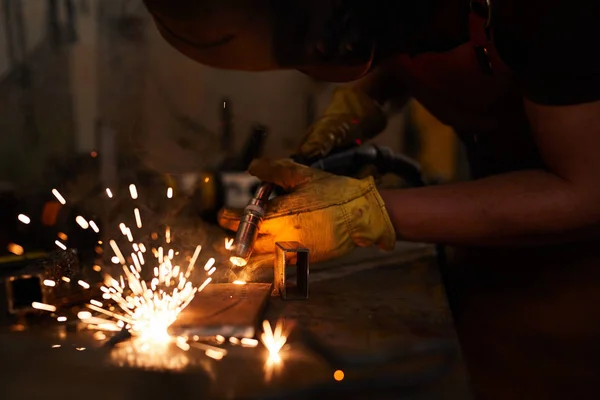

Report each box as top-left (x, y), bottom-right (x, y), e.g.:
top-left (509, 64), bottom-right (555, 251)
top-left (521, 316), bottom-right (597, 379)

top-left (0, 243), bottom-right (472, 399)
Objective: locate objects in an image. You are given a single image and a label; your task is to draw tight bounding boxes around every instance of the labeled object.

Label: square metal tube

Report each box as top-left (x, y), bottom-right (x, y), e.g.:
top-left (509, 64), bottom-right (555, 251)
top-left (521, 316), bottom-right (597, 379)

top-left (274, 242), bottom-right (309, 300)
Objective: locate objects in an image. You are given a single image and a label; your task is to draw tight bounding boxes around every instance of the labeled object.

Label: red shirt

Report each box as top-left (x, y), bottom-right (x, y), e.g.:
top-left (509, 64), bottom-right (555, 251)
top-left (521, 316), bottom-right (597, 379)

top-left (392, 0), bottom-right (600, 177)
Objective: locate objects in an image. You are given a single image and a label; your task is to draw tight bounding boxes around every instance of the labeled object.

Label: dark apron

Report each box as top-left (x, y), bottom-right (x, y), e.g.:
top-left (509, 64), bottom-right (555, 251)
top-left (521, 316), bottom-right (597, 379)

top-left (395, 2), bottom-right (600, 398)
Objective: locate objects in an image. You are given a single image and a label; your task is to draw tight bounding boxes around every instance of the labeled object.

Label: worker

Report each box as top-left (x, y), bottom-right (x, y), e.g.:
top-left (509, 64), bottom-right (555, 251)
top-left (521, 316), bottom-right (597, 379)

top-left (142, 1), bottom-right (600, 398)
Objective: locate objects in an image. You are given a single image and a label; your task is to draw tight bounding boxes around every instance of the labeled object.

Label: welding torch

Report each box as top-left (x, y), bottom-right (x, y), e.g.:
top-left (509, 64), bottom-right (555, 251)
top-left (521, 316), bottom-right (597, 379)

top-left (229, 144), bottom-right (424, 267)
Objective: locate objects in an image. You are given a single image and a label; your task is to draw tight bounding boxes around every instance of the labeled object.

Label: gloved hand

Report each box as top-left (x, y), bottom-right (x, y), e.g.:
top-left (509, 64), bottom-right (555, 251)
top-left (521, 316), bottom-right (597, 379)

top-left (218, 159), bottom-right (396, 263)
top-left (298, 86), bottom-right (387, 160)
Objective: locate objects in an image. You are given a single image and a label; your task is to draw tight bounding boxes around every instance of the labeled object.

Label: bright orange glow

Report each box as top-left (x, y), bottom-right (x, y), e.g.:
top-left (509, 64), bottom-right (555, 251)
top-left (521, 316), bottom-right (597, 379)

top-left (229, 256), bottom-right (247, 267)
top-left (334, 370), bottom-right (345, 381)
top-left (7, 243), bottom-right (24, 256)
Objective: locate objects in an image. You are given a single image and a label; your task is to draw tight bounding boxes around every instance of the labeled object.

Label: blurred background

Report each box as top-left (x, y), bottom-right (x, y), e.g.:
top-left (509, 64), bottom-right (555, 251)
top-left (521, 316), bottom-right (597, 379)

top-left (0, 0), bottom-right (468, 264)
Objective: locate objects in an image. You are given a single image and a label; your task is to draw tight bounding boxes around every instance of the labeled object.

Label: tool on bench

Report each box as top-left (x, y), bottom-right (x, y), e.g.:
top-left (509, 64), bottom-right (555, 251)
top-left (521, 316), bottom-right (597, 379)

top-left (229, 144), bottom-right (425, 268)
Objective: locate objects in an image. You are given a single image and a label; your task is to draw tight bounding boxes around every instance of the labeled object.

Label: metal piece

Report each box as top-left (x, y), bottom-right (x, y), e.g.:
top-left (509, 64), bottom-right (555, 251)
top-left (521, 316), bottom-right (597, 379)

top-left (168, 283), bottom-right (272, 338)
top-left (274, 242), bottom-right (309, 300)
top-left (230, 182), bottom-right (274, 266)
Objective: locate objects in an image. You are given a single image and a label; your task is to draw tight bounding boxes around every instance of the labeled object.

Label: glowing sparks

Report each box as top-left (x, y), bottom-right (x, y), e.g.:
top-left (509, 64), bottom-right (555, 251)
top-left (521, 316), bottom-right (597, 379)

top-left (83, 239), bottom-right (210, 348)
top-left (38, 184), bottom-right (226, 370)
top-left (233, 280), bottom-right (246, 285)
top-left (17, 214), bottom-right (30, 224)
top-left (7, 243), bottom-right (24, 256)
top-left (78, 280), bottom-right (90, 289)
top-left (203, 258), bottom-right (215, 271)
top-left (77, 311), bottom-right (92, 320)
top-left (134, 208), bottom-right (142, 228)
top-left (32, 302), bottom-right (57, 312)
top-left (229, 256), bottom-right (247, 267)
top-left (129, 184), bottom-right (138, 200)
top-left (261, 320), bottom-right (288, 383)
top-left (90, 299), bottom-right (103, 307)
top-left (225, 238), bottom-right (234, 250)
top-left (205, 349), bottom-right (225, 360)
top-left (52, 189), bottom-right (66, 204)
top-left (241, 338), bottom-right (259, 347)
top-left (75, 216), bottom-right (89, 229)
top-left (89, 220), bottom-right (100, 233)
top-left (109, 240), bottom-right (126, 264)
top-left (261, 320), bottom-right (288, 363)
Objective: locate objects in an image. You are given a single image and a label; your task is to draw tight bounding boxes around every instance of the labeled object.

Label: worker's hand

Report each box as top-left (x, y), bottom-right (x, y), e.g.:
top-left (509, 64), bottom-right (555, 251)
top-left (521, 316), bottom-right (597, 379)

top-left (298, 86), bottom-right (387, 160)
top-left (218, 159), bottom-right (396, 263)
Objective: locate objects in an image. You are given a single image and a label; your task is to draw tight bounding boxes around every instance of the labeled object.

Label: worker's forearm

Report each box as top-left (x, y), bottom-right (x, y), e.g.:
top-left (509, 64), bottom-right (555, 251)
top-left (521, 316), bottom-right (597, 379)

top-left (380, 170), bottom-right (600, 246)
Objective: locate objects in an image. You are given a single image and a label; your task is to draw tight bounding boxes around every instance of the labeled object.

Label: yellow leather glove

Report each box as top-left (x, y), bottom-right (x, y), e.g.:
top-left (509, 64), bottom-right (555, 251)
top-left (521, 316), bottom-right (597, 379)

top-left (298, 86), bottom-right (387, 159)
top-left (218, 159), bottom-right (396, 263)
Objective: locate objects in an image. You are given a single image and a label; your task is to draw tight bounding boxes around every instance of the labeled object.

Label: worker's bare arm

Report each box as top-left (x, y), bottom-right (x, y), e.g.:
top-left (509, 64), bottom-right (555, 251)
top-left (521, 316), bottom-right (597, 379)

top-left (380, 100), bottom-right (600, 246)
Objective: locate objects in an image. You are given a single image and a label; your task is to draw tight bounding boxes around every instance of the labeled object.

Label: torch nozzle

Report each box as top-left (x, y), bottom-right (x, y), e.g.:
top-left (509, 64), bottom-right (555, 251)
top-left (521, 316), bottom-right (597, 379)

top-left (229, 183), bottom-right (274, 267)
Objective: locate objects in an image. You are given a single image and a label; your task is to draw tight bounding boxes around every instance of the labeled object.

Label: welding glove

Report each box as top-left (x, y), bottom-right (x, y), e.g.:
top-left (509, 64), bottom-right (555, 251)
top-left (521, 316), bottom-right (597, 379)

top-left (297, 86), bottom-right (387, 160)
top-left (218, 159), bottom-right (396, 263)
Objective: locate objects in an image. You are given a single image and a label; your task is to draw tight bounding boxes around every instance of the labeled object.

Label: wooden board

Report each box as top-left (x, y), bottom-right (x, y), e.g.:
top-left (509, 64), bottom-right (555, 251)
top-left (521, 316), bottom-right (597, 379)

top-left (168, 283), bottom-right (272, 338)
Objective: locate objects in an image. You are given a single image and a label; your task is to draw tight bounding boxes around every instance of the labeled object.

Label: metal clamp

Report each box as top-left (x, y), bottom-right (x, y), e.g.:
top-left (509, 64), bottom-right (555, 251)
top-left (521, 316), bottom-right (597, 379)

top-left (274, 242), bottom-right (309, 300)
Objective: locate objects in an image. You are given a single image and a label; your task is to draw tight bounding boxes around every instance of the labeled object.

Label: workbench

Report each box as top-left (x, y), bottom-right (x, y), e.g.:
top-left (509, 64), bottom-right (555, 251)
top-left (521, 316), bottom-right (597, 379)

top-left (0, 243), bottom-right (472, 399)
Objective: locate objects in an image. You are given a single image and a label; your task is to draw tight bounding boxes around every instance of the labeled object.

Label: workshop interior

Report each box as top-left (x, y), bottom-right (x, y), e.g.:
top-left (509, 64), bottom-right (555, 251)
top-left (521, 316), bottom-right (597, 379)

top-left (0, 1), bottom-right (472, 398)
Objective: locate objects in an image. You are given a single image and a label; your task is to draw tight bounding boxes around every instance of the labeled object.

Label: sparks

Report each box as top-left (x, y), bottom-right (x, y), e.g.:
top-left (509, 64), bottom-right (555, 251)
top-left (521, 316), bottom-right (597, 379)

top-left (261, 320), bottom-right (288, 363)
top-left (75, 216), bottom-right (89, 229)
top-left (106, 188), bottom-right (114, 198)
top-left (134, 208), bottom-right (142, 228)
top-left (167, 187), bottom-right (173, 199)
top-left (82, 240), bottom-right (210, 347)
top-left (17, 214), bottom-right (30, 224)
top-left (32, 302), bottom-right (57, 312)
top-left (261, 320), bottom-right (288, 383)
top-left (55, 240), bottom-right (67, 250)
top-left (78, 280), bottom-right (91, 289)
top-left (89, 220), bottom-right (100, 233)
top-left (7, 243), bottom-right (24, 256)
top-left (43, 280), bottom-right (56, 287)
top-left (52, 189), bottom-right (66, 205)
top-left (129, 184), bottom-right (138, 200)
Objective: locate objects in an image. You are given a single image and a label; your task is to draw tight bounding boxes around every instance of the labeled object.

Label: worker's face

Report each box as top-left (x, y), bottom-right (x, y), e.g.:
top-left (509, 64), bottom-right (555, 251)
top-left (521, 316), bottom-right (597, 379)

top-left (143, 0), bottom-right (376, 82)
